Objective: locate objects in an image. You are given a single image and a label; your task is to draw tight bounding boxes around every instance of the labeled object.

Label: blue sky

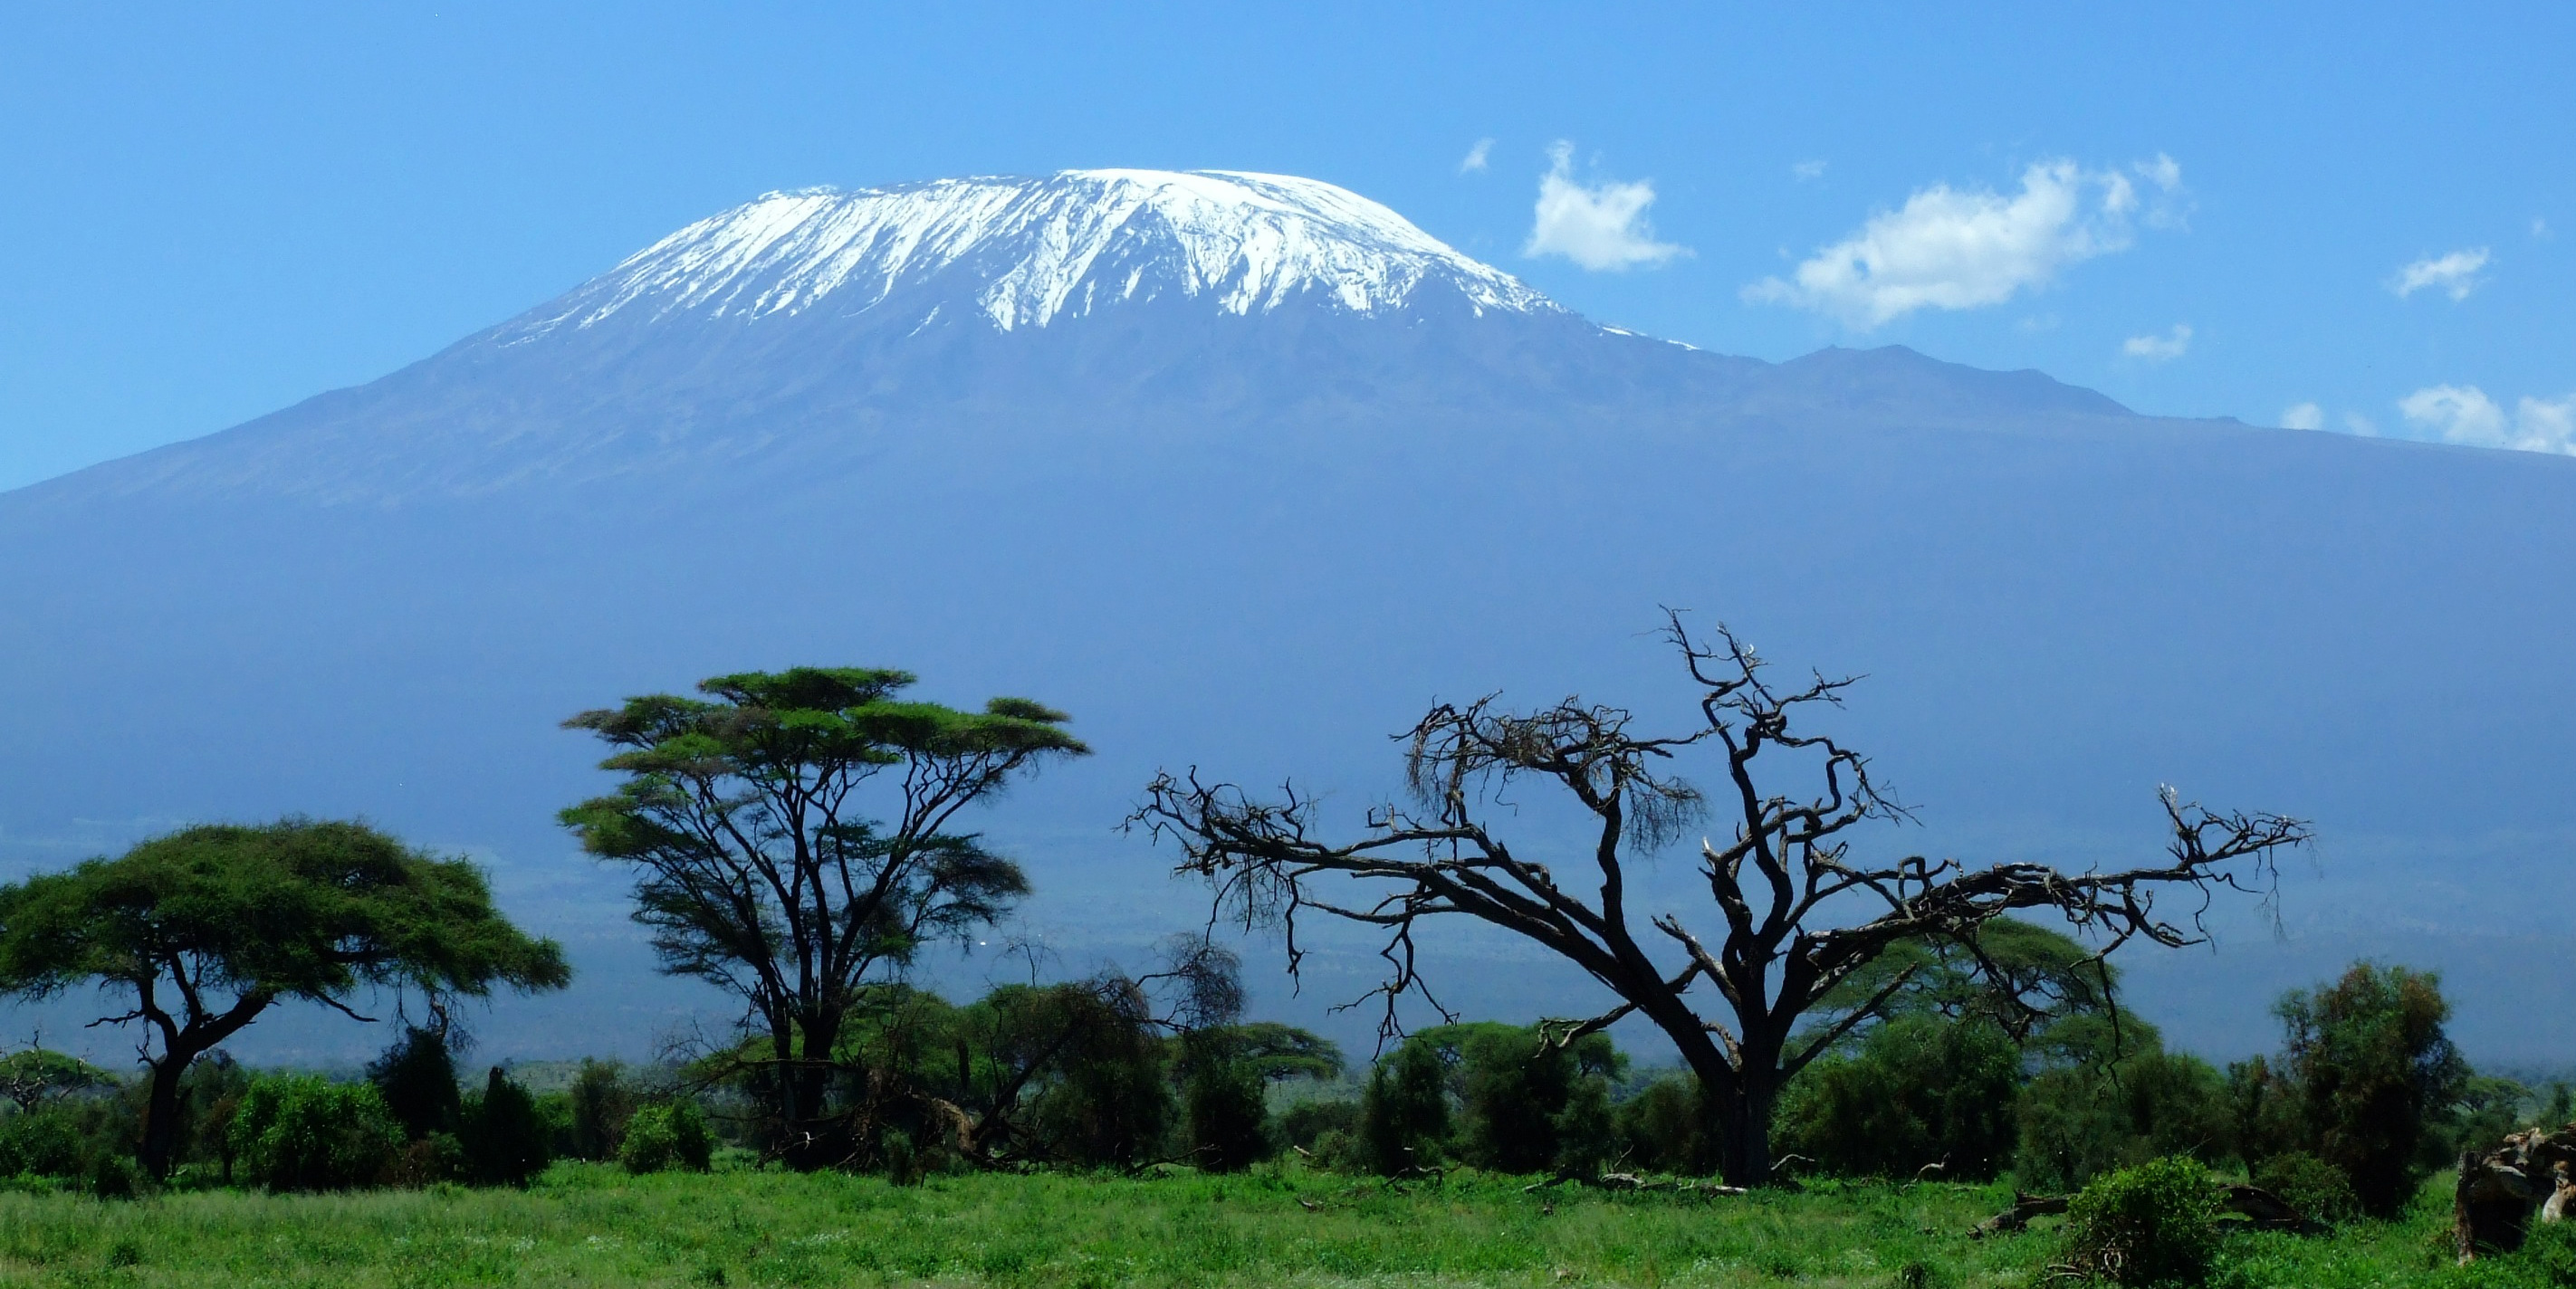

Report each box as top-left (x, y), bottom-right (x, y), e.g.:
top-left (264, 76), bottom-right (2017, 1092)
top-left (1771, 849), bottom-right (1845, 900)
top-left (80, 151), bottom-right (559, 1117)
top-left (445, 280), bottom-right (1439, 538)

top-left (4, 2), bottom-right (2571, 490)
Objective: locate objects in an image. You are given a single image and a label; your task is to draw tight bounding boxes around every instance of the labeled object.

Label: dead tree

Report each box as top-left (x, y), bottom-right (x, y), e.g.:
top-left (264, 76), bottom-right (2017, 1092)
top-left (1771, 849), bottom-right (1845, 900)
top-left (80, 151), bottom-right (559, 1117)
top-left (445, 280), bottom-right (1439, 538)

top-left (1132, 613), bottom-right (2310, 1187)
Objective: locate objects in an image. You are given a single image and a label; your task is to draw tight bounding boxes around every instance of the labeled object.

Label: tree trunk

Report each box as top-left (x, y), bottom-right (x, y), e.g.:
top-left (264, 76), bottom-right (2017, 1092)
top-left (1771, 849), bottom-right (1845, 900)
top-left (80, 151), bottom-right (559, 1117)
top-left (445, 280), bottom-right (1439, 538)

top-left (137, 1049), bottom-right (195, 1180)
top-left (1714, 1080), bottom-right (1777, 1189)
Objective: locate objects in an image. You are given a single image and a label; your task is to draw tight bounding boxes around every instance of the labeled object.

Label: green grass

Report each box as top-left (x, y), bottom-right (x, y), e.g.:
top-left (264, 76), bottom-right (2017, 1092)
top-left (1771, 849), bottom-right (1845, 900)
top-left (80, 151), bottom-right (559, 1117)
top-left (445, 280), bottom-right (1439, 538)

top-left (0, 1163), bottom-right (2550, 1288)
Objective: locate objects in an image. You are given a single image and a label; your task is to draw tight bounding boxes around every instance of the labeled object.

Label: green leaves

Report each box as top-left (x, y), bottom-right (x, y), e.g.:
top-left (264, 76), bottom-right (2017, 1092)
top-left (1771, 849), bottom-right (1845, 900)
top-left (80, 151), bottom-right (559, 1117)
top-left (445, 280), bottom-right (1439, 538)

top-left (0, 818), bottom-right (570, 1007)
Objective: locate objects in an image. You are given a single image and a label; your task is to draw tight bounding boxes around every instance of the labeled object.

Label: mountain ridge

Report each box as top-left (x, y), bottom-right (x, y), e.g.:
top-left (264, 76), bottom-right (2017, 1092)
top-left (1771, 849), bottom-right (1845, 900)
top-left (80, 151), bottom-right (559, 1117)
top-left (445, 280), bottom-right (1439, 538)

top-left (2, 168), bottom-right (2571, 1065)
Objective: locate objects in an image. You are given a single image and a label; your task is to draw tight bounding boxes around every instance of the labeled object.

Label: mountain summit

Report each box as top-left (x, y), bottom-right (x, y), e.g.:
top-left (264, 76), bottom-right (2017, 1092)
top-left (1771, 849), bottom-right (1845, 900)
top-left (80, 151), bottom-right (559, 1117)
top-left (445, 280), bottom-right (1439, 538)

top-left (501, 170), bottom-right (1558, 341)
top-left (2, 169), bottom-right (2571, 1062)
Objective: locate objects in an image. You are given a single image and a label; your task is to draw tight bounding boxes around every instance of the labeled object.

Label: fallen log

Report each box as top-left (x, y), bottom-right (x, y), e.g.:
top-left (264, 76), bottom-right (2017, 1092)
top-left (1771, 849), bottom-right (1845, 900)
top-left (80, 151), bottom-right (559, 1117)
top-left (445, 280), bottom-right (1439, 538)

top-left (2216, 1183), bottom-right (2326, 1235)
top-left (1970, 1191), bottom-right (2068, 1238)
top-left (2456, 1122), bottom-right (2576, 1264)
top-left (1972, 1181), bottom-right (2323, 1240)
top-left (1522, 1171), bottom-right (1749, 1197)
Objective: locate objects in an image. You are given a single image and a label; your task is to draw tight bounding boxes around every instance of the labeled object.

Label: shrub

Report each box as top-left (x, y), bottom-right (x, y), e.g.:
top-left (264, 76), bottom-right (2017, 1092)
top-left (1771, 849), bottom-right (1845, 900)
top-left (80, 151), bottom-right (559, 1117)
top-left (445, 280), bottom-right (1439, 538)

top-left (564, 1058), bottom-right (635, 1160)
top-left (460, 1066), bottom-right (551, 1186)
top-left (620, 1100), bottom-right (713, 1174)
top-left (367, 1026), bottom-right (462, 1141)
top-left (2017, 1047), bottom-right (2232, 1193)
top-left (2063, 1155), bottom-right (2219, 1288)
top-left (1361, 1040), bottom-right (1449, 1175)
top-left (1550, 1074), bottom-right (1614, 1177)
top-left (1183, 1055), bottom-right (1270, 1173)
top-left (2250, 1151), bottom-right (2360, 1225)
top-left (2519, 1219), bottom-right (2576, 1288)
top-left (2275, 963), bottom-right (2467, 1218)
top-left (227, 1075), bottom-right (405, 1192)
top-left (1776, 1015), bottom-right (2021, 1180)
top-left (1614, 1076), bottom-right (1701, 1173)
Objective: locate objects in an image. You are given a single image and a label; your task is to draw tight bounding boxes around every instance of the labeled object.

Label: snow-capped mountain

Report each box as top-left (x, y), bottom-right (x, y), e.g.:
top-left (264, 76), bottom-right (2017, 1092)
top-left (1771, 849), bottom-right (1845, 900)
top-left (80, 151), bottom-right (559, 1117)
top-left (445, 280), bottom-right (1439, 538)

top-left (502, 170), bottom-right (1557, 341)
top-left (4, 169), bottom-right (2575, 1065)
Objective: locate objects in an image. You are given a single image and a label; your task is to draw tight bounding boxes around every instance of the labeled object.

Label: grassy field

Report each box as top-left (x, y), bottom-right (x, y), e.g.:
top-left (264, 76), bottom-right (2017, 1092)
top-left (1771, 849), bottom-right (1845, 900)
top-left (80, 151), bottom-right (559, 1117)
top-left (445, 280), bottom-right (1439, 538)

top-left (0, 1162), bottom-right (2533, 1289)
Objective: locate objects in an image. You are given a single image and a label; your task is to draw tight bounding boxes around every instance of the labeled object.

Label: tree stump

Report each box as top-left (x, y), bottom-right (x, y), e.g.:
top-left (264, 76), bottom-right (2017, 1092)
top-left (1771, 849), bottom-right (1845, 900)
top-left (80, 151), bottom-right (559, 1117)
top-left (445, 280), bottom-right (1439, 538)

top-left (2455, 1123), bottom-right (2576, 1263)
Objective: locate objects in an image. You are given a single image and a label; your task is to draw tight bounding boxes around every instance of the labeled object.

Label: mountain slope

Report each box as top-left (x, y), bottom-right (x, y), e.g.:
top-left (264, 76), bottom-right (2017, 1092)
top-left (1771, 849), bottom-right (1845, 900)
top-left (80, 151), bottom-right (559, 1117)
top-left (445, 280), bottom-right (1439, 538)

top-left (1, 170), bottom-right (2569, 1065)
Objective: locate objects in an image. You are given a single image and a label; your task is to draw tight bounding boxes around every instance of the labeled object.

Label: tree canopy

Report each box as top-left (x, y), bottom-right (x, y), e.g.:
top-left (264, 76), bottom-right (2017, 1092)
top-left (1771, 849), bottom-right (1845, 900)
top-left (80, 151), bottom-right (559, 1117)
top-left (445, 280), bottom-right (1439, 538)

top-left (560, 665), bottom-right (1087, 1164)
top-left (0, 817), bottom-right (570, 1177)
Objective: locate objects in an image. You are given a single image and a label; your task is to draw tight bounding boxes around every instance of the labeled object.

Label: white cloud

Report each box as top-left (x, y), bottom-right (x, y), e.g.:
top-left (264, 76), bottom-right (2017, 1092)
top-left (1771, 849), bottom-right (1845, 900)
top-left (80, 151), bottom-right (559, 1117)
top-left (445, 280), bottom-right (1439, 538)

top-left (1743, 159), bottom-right (2158, 328)
top-left (2281, 402), bottom-right (2324, 431)
top-left (2398, 384), bottom-right (2576, 454)
top-left (1523, 141), bottom-right (1688, 272)
top-left (2389, 248), bottom-right (2490, 301)
top-left (2134, 153), bottom-right (2182, 192)
top-left (1792, 159), bottom-right (1828, 182)
top-left (2343, 412), bottom-right (2379, 437)
top-left (2122, 323), bottom-right (2192, 361)
top-left (2534, 217), bottom-right (2552, 240)
top-left (1459, 138), bottom-right (1494, 174)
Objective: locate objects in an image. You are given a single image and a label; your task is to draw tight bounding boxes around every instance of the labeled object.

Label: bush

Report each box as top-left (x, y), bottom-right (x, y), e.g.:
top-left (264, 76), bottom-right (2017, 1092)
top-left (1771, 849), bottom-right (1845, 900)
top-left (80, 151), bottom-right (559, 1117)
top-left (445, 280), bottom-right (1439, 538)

top-left (2017, 1046), bottom-right (2232, 1193)
top-left (227, 1075), bottom-right (405, 1192)
top-left (1183, 1056), bottom-right (1270, 1173)
top-left (2064, 1155), bottom-right (2219, 1288)
top-left (1361, 1040), bottom-right (1449, 1176)
top-left (2274, 963), bottom-right (2466, 1219)
top-left (2519, 1219), bottom-right (2576, 1288)
top-left (1614, 1076), bottom-right (1701, 1174)
top-left (367, 1026), bottom-right (462, 1141)
top-left (1776, 1015), bottom-right (2021, 1180)
top-left (2250, 1151), bottom-right (2360, 1225)
top-left (1551, 1074), bottom-right (1614, 1177)
top-left (563, 1058), bottom-right (635, 1160)
top-left (620, 1100), bottom-right (713, 1174)
top-left (460, 1066), bottom-right (551, 1186)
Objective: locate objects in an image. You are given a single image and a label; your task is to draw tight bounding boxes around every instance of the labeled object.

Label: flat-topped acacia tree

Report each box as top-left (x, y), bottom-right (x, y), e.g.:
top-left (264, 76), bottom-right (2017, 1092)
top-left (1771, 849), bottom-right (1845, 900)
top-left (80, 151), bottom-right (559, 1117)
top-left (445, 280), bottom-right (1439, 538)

top-left (0, 818), bottom-right (570, 1179)
top-left (560, 667), bottom-right (1087, 1164)
top-left (1134, 615), bottom-right (2311, 1187)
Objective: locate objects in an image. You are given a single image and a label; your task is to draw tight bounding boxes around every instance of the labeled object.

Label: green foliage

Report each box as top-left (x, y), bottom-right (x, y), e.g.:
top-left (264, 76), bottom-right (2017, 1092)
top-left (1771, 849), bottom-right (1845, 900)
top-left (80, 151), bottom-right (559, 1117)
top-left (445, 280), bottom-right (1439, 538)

top-left (620, 1101), bottom-right (713, 1174)
top-left (1181, 1051), bottom-right (1269, 1173)
top-left (1024, 992), bottom-right (1170, 1169)
top-left (2016, 1026), bottom-right (2231, 1192)
top-left (2276, 962), bottom-right (2468, 1218)
top-left (1550, 1074), bottom-right (1614, 1177)
top-left (1362, 1040), bottom-right (1449, 1175)
top-left (1275, 1097), bottom-right (1360, 1165)
top-left (563, 1058), bottom-right (636, 1160)
top-left (1389, 1022), bottom-right (1622, 1175)
top-left (0, 1047), bottom-right (113, 1112)
top-left (2251, 1151), bottom-right (2360, 1225)
top-left (226, 1075), bottom-right (404, 1192)
top-left (367, 1025), bottom-right (463, 1141)
top-left (1613, 1076), bottom-right (1701, 1173)
top-left (2519, 1219), bottom-right (2576, 1288)
top-left (0, 819), bottom-right (570, 1017)
top-left (1776, 1013), bottom-right (2021, 1180)
top-left (0, 818), bottom-right (569, 1177)
top-left (2064, 1155), bottom-right (2220, 1287)
top-left (459, 1066), bottom-right (551, 1187)
top-left (560, 667), bottom-right (1086, 1153)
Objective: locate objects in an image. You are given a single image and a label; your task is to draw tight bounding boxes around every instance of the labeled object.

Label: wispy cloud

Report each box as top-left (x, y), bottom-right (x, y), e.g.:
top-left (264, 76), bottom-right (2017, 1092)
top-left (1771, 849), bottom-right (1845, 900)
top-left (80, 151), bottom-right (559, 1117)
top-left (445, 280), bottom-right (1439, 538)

top-left (1524, 141), bottom-right (1688, 272)
top-left (1459, 138), bottom-right (1494, 174)
top-left (1744, 159), bottom-right (2170, 329)
top-left (2122, 324), bottom-right (2192, 361)
top-left (2281, 403), bottom-right (2324, 431)
top-left (1792, 159), bottom-right (1827, 182)
top-left (2389, 248), bottom-right (2490, 301)
top-left (2398, 384), bottom-right (2576, 454)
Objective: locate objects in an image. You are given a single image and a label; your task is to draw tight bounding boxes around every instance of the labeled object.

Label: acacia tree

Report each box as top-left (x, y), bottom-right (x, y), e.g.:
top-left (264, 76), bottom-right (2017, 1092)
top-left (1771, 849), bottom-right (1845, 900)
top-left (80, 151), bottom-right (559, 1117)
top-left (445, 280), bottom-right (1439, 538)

top-left (1134, 616), bottom-right (2311, 1186)
top-left (0, 819), bottom-right (570, 1179)
top-left (560, 666), bottom-right (1087, 1163)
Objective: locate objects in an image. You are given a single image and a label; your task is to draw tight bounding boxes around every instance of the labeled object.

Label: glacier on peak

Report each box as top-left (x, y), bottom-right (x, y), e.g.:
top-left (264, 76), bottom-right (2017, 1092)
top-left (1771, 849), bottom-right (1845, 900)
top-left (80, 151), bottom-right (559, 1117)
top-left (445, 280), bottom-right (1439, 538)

top-left (501, 169), bottom-right (1560, 341)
